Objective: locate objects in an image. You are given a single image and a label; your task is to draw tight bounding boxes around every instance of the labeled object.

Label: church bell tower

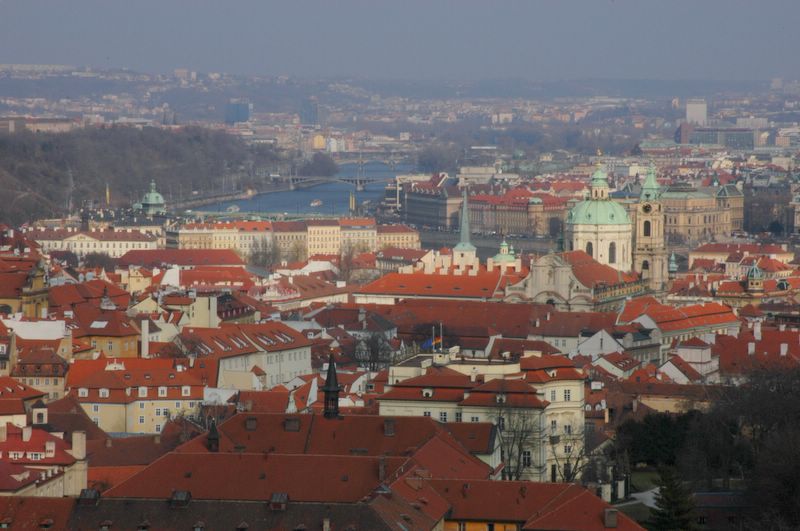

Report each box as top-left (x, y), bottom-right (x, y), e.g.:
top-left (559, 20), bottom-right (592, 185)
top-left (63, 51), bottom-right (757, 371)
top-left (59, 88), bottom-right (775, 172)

top-left (633, 164), bottom-right (667, 292)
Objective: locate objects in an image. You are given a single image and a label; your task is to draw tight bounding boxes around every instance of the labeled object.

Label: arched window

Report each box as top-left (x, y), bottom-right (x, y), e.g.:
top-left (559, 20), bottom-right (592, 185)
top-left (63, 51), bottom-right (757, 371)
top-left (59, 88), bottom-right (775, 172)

top-left (642, 260), bottom-right (650, 270)
top-left (644, 220), bottom-right (651, 237)
top-left (608, 242), bottom-right (617, 264)
top-left (585, 242), bottom-right (593, 258)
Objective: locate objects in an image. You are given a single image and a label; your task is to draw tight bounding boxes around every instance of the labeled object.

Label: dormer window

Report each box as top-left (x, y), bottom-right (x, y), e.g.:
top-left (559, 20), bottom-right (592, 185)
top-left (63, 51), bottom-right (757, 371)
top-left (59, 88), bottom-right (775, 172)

top-left (421, 388), bottom-right (433, 398)
top-left (99, 388), bottom-right (109, 398)
top-left (78, 388), bottom-right (88, 398)
top-left (495, 394), bottom-right (507, 404)
top-left (181, 386), bottom-right (191, 397)
top-left (138, 387), bottom-right (147, 398)
top-left (158, 387), bottom-right (167, 397)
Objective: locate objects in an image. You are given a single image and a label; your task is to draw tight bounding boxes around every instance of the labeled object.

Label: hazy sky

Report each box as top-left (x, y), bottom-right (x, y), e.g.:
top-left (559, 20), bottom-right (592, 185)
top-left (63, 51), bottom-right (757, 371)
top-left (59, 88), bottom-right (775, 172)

top-left (1, 0), bottom-right (798, 80)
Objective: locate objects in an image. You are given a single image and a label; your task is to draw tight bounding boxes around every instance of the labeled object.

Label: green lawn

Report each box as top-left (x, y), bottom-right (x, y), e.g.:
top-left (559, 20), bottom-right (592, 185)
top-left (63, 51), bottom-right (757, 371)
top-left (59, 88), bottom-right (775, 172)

top-left (617, 501), bottom-right (651, 525)
top-left (631, 470), bottom-right (659, 492)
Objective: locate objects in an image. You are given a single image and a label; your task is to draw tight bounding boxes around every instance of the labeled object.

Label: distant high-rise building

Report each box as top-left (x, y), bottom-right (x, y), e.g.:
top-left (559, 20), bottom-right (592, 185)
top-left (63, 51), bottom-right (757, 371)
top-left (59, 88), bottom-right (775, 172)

top-left (300, 97), bottom-right (319, 126)
top-left (225, 100), bottom-right (252, 125)
top-left (686, 99), bottom-right (708, 126)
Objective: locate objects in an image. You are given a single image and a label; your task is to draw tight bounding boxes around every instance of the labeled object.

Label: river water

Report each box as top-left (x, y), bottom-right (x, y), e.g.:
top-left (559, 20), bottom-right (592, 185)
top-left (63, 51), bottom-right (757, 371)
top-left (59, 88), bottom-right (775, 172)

top-left (201, 161), bottom-right (412, 216)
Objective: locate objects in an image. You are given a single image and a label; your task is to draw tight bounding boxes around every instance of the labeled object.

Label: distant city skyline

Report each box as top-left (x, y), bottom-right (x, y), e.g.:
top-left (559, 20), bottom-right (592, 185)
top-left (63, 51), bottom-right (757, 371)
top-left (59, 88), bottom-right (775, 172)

top-left (1, 0), bottom-right (799, 81)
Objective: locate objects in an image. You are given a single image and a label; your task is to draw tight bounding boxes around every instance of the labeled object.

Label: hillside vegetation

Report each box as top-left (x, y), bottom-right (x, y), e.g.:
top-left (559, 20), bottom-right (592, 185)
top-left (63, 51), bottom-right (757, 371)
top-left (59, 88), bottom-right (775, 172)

top-left (0, 127), bottom-right (283, 225)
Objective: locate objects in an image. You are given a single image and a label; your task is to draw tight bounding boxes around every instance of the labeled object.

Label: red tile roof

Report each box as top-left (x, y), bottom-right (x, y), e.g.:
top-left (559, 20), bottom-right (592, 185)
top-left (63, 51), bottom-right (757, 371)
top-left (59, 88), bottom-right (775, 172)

top-left (118, 249), bottom-right (244, 268)
top-left (105, 453), bottom-right (408, 502)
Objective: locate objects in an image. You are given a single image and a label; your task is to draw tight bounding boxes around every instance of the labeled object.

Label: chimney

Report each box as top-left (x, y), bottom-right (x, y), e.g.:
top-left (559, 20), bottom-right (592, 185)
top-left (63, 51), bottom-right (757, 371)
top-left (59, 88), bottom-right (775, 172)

top-left (22, 426), bottom-right (31, 442)
top-left (322, 518), bottom-right (331, 531)
top-left (754, 321), bottom-right (762, 341)
top-left (141, 319), bottom-right (150, 358)
top-left (378, 455), bottom-right (386, 482)
top-left (748, 342), bottom-right (755, 355)
top-left (71, 431), bottom-right (87, 460)
top-left (604, 508), bottom-right (619, 528)
top-left (780, 324), bottom-right (786, 332)
top-left (781, 343), bottom-right (788, 357)
top-left (153, 434), bottom-right (161, 444)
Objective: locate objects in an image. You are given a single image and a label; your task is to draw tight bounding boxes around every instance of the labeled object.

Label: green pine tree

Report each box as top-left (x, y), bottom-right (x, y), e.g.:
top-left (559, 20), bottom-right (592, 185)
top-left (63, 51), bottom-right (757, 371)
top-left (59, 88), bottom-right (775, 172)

top-left (649, 466), bottom-right (696, 531)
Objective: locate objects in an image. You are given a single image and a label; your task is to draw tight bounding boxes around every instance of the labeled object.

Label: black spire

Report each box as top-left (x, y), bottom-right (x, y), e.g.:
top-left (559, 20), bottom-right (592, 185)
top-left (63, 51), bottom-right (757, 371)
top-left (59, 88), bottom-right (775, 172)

top-left (206, 419), bottom-right (219, 452)
top-left (322, 354), bottom-right (340, 419)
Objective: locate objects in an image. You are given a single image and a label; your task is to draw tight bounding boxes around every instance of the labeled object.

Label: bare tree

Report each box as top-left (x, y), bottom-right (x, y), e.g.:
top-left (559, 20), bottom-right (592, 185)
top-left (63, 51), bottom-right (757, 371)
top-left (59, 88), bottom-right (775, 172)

top-left (493, 384), bottom-right (545, 481)
top-left (548, 427), bottom-right (591, 483)
top-left (248, 236), bottom-right (281, 269)
top-left (356, 332), bottom-right (394, 371)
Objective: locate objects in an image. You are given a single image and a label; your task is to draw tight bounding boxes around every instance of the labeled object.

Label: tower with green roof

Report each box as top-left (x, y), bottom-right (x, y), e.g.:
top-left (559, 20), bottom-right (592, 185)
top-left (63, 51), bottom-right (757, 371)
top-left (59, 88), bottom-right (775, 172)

top-left (133, 180), bottom-right (167, 217)
top-left (633, 163), bottom-right (667, 292)
top-left (453, 188), bottom-right (478, 268)
top-left (565, 164), bottom-right (633, 272)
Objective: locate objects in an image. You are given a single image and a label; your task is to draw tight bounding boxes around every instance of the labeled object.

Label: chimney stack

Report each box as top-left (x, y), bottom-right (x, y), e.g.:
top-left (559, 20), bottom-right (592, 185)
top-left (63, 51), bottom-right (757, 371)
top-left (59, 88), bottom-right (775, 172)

top-left (22, 426), bottom-right (31, 442)
top-left (748, 342), bottom-right (756, 355)
top-left (781, 343), bottom-right (788, 357)
top-left (754, 321), bottom-right (762, 341)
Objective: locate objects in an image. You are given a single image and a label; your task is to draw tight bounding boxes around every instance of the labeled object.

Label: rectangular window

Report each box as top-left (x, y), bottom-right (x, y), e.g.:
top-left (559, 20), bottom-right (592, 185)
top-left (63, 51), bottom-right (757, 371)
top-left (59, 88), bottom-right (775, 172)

top-left (564, 445), bottom-right (572, 454)
top-left (138, 416), bottom-right (145, 424)
top-left (564, 424), bottom-right (572, 435)
top-left (522, 450), bottom-right (532, 467)
top-left (497, 416), bottom-right (505, 430)
top-left (138, 387), bottom-right (147, 398)
top-left (455, 411), bottom-right (462, 423)
top-left (551, 419), bottom-right (557, 434)
top-left (78, 388), bottom-right (88, 398)
top-left (92, 405), bottom-right (99, 413)
top-left (182, 386), bottom-right (191, 397)
top-left (423, 411), bottom-right (431, 417)
top-left (139, 402), bottom-right (145, 409)
top-left (155, 408), bottom-right (161, 416)
top-left (158, 387), bottom-right (167, 397)
top-left (155, 424), bottom-right (162, 433)
top-left (439, 411), bottom-right (448, 423)
top-left (563, 389), bottom-right (571, 402)
top-left (550, 389), bottom-right (556, 402)
top-left (176, 402), bottom-right (181, 409)
top-left (471, 416), bottom-right (479, 422)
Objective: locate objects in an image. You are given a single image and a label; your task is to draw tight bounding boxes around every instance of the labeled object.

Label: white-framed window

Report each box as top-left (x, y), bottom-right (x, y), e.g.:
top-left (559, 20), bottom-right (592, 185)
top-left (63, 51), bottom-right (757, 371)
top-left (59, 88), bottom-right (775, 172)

top-left (139, 402), bottom-right (145, 409)
top-left (550, 389), bottom-right (556, 402)
top-left (551, 419), bottom-right (557, 434)
top-left (78, 388), bottom-right (88, 398)
top-left (563, 389), bottom-right (571, 402)
top-left (439, 411), bottom-right (448, 423)
top-left (158, 386), bottom-right (167, 397)
top-left (455, 411), bottom-right (462, 423)
top-left (138, 387), bottom-right (147, 398)
top-left (155, 424), bottom-right (162, 433)
top-left (522, 450), bottom-right (532, 467)
top-left (155, 408), bottom-right (161, 416)
top-left (564, 424), bottom-right (572, 435)
top-left (138, 416), bottom-right (145, 424)
top-left (175, 401), bottom-right (181, 409)
top-left (99, 388), bottom-right (109, 398)
top-left (564, 445), bottom-right (572, 454)
top-left (181, 386), bottom-right (191, 397)
top-left (423, 411), bottom-right (431, 417)
top-left (471, 416), bottom-right (479, 422)
top-left (92, 405), bottom-right (99, 413)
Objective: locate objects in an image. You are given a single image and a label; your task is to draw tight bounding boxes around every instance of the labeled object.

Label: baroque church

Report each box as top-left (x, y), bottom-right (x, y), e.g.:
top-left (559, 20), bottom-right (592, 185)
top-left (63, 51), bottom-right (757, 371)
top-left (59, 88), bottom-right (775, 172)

top-left (506, 164), bottom-right (665, 311)
top-left (564, 164), bottom-right (667, 292)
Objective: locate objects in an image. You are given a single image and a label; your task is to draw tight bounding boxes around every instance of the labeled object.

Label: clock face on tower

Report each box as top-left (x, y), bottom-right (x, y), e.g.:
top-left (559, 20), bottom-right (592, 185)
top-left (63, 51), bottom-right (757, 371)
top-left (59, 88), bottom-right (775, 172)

top-left (642, 203), bottom-right (652, 213)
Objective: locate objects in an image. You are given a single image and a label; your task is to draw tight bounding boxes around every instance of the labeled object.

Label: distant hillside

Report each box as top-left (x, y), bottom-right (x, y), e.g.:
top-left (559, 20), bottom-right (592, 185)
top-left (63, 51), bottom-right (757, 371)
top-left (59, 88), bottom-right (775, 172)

top-left (0, 127), bottom-right (282, 225)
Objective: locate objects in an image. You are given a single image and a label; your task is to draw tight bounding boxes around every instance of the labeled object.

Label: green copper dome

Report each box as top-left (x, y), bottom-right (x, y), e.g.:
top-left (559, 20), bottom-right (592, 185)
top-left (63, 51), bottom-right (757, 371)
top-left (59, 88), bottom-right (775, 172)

top-left (567, 164), bottom-right (631, 226)
top-left (568, 200), bottom-right (630, 225)
top-left (141, 180), bottom-right (165, 207)
top-left (492, 239), bottom-right (516, 263)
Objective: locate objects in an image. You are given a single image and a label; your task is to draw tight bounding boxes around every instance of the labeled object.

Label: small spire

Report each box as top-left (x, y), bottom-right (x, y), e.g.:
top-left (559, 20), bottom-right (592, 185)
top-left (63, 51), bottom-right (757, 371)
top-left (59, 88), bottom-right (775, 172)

top-left (206, 420), bottom-right (219, 452)
top-left (322, 354), bottom-right (340, 419)
top-left (454, 188), bottom-right (476, 253)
